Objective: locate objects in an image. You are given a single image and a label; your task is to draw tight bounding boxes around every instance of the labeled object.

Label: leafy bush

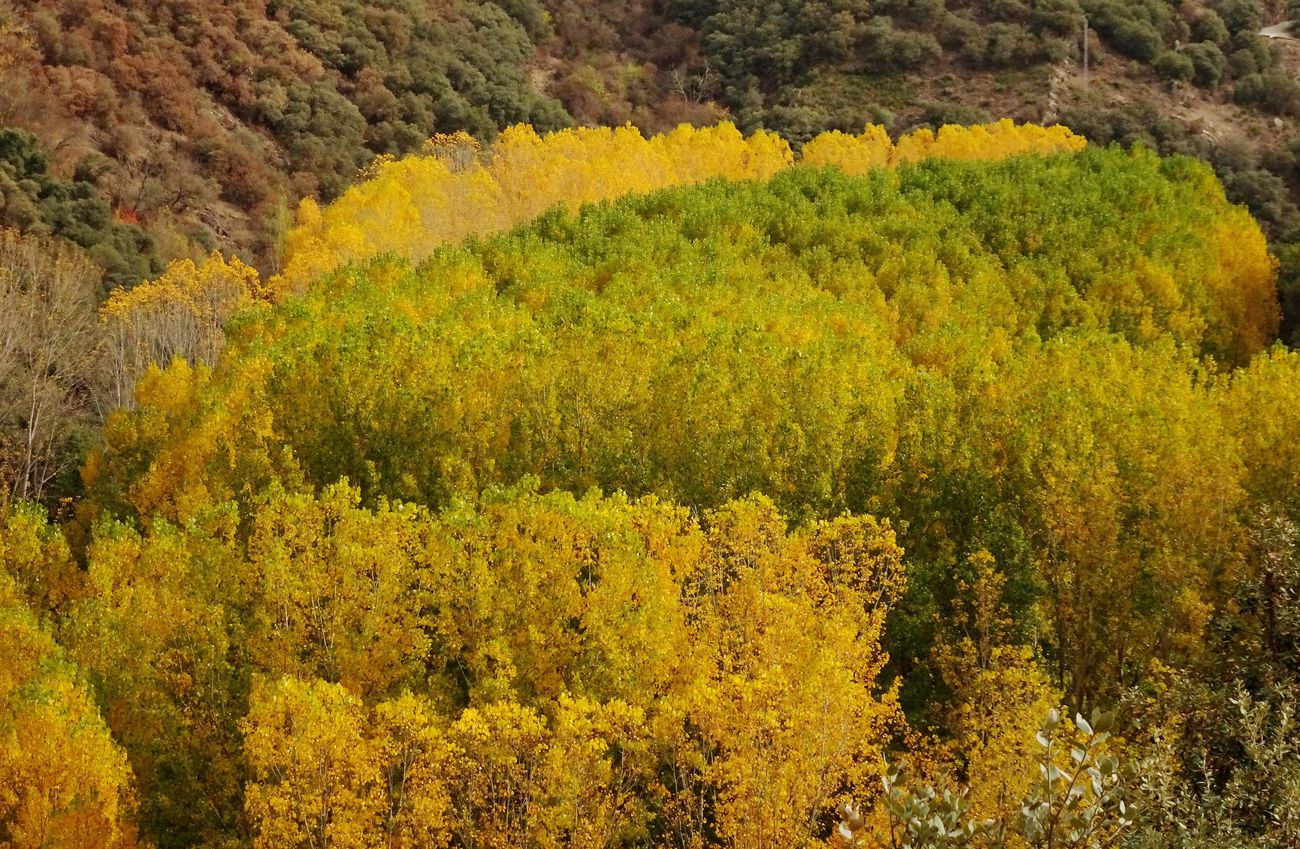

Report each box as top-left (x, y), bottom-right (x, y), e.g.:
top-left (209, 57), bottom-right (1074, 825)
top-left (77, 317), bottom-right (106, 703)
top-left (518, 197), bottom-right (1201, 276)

top-left (1127, 677), bottom-right (1300, 848)
top-left (889, 28), bottom-right (946, 69)
top-left (1184, 41), bottom-right (1229, 87)
top-left (1210, 0), bottom-right (1263, 40)
top-left (0, 129), bottom-right (159, 289)
top-left (916, 99), bottom-right (994, 127)
top-left (1277, 237), bottom-right (1300, 346)
top-left (1153, 49), bottom-right (1194, 81)
top-left (1031, 0), bottom-right (1084, 35)
top-left (1235, 70), bottom-right (1300, 118)
top-left (837, 709), bottom-right (1136, 849)
top-left (1191, 9), bottom-right (1231, 45)
top-left (981, 22), bottom-right (1040, 67)
top-left (1108, 18), bottom-right (1163, 61)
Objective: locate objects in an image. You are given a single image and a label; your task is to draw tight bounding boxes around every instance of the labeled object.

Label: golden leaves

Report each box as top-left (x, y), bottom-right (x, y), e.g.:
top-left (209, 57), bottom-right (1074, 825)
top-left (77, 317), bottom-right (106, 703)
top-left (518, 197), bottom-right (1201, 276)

top-left (99, 251), bottom-right (268, 409)
top-left (0, 600), bottom-right (134, 849)
top-left (243, 677), bottom-right (385, 849)
top-left (802, 119), bottom-right (1086, 175)
top-left (225, 487), bottom-right (908, 849)
top-left (274, 120), bottom-right (1072, 295)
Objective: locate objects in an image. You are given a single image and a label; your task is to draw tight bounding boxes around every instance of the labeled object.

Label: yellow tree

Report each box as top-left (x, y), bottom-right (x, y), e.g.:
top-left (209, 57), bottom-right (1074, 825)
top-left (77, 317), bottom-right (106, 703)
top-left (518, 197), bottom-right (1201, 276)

top-left (932, 553), bottom-right (1061, 826)
top-left (801, 120), bottom-right (1085, 174)
top-left (242, 676), bottom-right (382, 849)
top-left (1220, 341), bottom-right (1300, 518)
top-left (672, 497), bottom-right (906, 849)
top-left (64, 513), bottom-right (247, 847)
top-left (249, 685), bottom-right (644, 849)
top-left (800, 124), bottom-right (894, 174)
top-left (244, 483), bottom-right (432, 699)
top-left (0, 500), bottom-right (82, 617)
top-left (0, 578), bottom-right (135, 849)
top-left (961, 336), bottom-right (1242, 707)
top-left (424, 489), bottom-right (693, 710)
top-left (370, 694), bottom-right (453, 849)
top-left (81, 353), bottom-right (290, 527)
top-left (544, 694), bottom-right (656, 849)
top-left (441, 701), bottom-right (554, 849)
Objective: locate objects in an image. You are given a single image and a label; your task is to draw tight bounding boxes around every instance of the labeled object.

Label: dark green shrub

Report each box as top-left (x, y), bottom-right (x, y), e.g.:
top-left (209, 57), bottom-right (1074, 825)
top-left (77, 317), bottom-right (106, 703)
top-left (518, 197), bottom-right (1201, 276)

top-left (1230, 46), bottom-right (1262, 76)
top-left (1276, 236), bottom-right (1300, 347)
top-left (936, 9), bottom-right (979, 48)
top-left (1191, 9), bottom-right (1230, 46)
top-left (0, 128), bottom-right (159, 289)
top-left (915, 99), bottom-right (992, 128)
top-left (1209, 0), bottom-right (1262, 40)
top-left (986, 0), bottom-right (1031, 22)
top-left (1235, 71), bottom-right (1300, 118)
top-left (1152, 50), bottom-right (1194, 82)
top-left (1183, 41), bottom-right (1228, 87)
top-left (982, 22), bottom-right (1039, 66)
top-left (873, 0), bottom-right (946, 26)
top-left (1216, 165), bottom-right (1295, 230)
top-left (1031, 0), bottom-right (1085, 36)
top-left (1228, 39), bottom-right (1276, 76)
top-left (1109, 18), bottom-right (1162, 61)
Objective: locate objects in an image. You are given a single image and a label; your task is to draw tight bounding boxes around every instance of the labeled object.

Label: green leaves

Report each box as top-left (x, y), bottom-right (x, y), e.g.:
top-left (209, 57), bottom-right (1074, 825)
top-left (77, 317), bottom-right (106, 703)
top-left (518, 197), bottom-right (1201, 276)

top-left (865, 763), bottom-right (996, 849)
top-left (857, 706), bottom-right (1137, 849)
top-left (1020, 705), bottom-right (1135, 849)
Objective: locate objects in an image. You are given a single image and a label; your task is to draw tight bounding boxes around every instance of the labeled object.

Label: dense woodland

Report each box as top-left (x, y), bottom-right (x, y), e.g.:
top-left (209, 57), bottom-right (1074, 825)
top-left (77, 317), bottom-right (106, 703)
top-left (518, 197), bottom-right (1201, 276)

top-left (2, 0), bottom-right (1300, 846)
top-left (1, 117), bottom-right (1299, 849)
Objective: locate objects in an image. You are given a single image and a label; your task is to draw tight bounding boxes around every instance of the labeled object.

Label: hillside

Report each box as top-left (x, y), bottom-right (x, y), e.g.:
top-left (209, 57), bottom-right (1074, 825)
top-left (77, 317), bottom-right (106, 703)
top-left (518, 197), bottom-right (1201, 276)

top-left (3, 0), bottom-right (1300, 295)
top-left (2, 1), bottom-right (1300, 843)
top-left (0, 0), bottom-right (569, 269)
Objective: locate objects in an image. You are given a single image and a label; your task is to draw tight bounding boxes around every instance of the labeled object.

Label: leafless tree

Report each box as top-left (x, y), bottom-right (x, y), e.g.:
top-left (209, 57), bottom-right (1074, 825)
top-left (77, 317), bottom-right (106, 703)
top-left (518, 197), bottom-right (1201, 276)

top-left (0, 229), bottom-right (107, 502)
top-left (670, 61), bottom-right (717, 105)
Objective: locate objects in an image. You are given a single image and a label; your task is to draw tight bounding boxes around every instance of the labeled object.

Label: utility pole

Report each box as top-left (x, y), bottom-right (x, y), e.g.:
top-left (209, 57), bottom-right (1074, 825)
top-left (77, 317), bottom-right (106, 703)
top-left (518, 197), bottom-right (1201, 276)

top-left (1083, 14), bottom-right (1090, 92)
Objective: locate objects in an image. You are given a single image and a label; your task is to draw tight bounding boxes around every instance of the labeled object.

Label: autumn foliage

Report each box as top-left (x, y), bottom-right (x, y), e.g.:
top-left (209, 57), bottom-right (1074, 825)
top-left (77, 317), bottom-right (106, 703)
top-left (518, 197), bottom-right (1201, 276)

top-left (275, 119), bottom-right (1083, 292)
top-left (0, 530), bottom-right (134, 849)
top-left (1, 123), bottom-right (1296, 848)
top-left (99, 251), bottom-right (267, 407)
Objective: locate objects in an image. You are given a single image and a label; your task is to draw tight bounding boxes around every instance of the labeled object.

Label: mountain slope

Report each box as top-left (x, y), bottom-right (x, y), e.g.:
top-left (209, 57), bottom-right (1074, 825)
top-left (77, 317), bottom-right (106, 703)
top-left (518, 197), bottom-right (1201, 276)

top-left (3, 0), bottom-right (1300, 291)
top-left (0, 0), bottom-right (568, 264)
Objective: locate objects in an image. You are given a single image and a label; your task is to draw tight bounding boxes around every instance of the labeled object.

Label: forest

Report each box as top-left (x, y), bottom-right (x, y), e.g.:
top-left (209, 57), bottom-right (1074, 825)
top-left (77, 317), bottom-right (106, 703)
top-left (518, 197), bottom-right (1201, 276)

top-left (1, 115), bottom-right (1298, 849)
top-left (2, 3), bottom-right (1300, 846)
